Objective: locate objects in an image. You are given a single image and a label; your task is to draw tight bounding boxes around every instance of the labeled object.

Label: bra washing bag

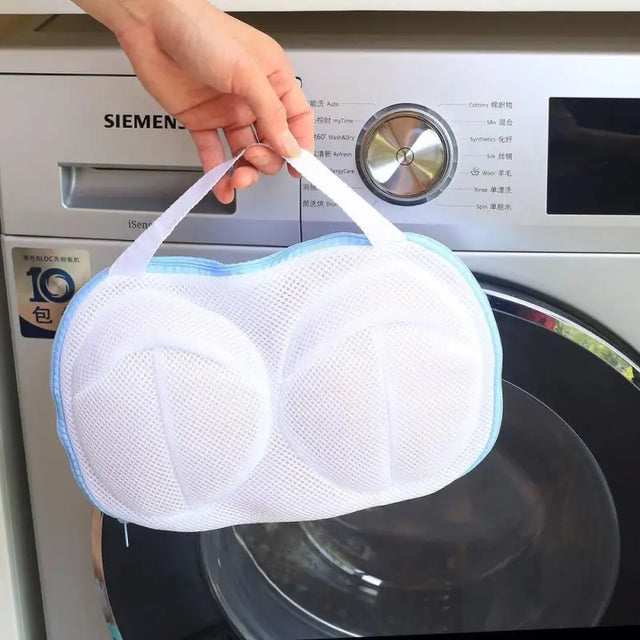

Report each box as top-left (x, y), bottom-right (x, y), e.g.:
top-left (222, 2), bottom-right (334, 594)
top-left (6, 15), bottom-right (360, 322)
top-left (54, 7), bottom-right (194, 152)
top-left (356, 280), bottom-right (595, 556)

top-left (51, 147), bottom-right (503, 532)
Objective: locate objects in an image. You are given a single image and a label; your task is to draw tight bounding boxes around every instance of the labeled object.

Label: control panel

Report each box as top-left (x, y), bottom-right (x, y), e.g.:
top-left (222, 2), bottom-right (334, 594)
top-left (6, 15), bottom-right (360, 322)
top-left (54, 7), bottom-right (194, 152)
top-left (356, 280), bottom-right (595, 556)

top-left (302, 87), bottom-right (517, 247)
top-left (5, 14), bottom-right (640, 253)
top-left (293, 43), bottom-right (640, 252)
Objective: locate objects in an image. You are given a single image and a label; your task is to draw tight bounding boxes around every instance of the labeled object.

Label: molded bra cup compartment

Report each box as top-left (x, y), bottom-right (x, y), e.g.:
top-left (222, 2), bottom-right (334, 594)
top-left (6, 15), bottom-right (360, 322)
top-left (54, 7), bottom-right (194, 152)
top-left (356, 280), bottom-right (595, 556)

top-left (279, 260), bottom-right (487, 495)
top-left (69, 290), bottom-right (270, 525)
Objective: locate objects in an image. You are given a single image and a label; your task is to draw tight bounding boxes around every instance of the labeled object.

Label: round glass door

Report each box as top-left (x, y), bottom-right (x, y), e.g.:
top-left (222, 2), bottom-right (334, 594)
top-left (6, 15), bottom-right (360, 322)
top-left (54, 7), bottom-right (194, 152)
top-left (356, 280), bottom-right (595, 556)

top-left (201, 382), bottom-right (619, 639)
top-left (98, 282), bottom-right (640, 639)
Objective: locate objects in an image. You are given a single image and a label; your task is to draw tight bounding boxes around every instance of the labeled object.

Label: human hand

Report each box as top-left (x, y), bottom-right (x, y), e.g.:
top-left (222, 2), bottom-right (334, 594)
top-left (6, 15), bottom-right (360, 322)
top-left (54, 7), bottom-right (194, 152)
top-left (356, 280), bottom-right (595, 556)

top-left (72, 0), bottom-right (314, 204)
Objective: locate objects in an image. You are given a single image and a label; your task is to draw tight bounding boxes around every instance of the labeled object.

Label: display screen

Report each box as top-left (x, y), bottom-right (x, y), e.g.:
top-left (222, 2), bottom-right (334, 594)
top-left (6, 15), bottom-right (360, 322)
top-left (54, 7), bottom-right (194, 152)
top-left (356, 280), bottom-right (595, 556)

top-left (548, 97), bottom-right (640, 215)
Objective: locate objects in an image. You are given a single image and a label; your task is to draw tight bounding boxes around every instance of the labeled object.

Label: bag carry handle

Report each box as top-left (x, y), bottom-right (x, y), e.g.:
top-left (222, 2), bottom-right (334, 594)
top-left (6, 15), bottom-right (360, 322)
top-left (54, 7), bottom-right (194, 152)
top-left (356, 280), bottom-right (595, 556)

top-left (110, 144), bottom-right (405, 277)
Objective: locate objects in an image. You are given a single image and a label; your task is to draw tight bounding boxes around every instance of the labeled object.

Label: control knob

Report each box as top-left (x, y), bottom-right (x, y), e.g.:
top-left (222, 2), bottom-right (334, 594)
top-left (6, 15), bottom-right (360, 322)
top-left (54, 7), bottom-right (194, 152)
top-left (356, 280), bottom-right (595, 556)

top-left (356, 104), bottom-right (457, 205)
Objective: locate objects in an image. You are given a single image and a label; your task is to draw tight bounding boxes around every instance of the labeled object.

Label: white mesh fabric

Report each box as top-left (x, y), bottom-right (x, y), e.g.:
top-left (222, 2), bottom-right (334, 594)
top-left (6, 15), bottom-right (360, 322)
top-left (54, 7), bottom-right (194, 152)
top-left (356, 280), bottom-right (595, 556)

top-left (70, 289), bottom-right (270, 519)
top-left (279, 260), bottom-right (482, 492)
top-left (56, 239), bottom-right (500, 531)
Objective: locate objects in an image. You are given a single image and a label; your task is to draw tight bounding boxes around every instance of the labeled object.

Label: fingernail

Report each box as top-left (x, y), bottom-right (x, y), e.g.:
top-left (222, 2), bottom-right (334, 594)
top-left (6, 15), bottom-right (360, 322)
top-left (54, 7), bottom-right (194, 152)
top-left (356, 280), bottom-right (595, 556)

top-left (280, 130), bottom-right (301, 158)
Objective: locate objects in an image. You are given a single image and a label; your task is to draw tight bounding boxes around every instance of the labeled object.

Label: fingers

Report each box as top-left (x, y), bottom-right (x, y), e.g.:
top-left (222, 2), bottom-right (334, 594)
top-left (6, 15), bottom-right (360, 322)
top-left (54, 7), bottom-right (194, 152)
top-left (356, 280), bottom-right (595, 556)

top-left (279, 82), bottom-right (315, 154)
top-left (190, 129), bottom-right (234, 204)
top-left (222, 123), bottom-right (260, 190)
top-left (192, 126), bottom-right (277, 204)
top-left (230, 57), bottom-right (302, 159)
top-left (243, 145), bottom-right (284, 176)
top-left (253, 69), bottom-right (314, 176)
top-left (190, 128), bottom-right (225, 172)
top-left (176, 93), bottom-right (256, 132)
top-left (282, 84), bottom-right (314, 178)
top-left (222, 123), bottom-right (285, 194)
top-left (221, 123), bottom-right (283, 192)
top-left (229, 166), bottom-right (259, 191)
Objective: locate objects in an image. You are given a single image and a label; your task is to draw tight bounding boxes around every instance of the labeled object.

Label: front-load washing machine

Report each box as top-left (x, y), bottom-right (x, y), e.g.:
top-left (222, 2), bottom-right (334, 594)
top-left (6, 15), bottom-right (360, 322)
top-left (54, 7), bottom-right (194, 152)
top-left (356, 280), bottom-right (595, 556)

top-left (3, 10), bottom-right (640, 640)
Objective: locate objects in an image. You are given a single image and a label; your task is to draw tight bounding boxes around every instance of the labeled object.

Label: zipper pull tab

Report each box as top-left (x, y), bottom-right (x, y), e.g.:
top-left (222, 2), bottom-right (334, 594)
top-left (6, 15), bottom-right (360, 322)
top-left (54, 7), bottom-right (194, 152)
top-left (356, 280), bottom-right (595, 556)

top-left (117, 520), bottom-right (130, 548)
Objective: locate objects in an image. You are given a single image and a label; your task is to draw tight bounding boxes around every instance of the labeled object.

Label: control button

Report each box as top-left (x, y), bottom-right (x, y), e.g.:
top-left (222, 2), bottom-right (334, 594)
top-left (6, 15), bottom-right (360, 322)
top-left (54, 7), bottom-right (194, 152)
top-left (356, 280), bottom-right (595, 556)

top-left (356, 104), bottom-right (457, 206)
top-left (396, 147), bottom-right (415, 166)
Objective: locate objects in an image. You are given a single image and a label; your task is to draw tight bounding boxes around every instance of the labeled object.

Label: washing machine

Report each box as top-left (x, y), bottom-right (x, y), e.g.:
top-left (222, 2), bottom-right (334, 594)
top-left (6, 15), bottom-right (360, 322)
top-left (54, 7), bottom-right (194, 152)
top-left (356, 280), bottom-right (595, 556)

top-left (3, 10), bottom-right (640, 640)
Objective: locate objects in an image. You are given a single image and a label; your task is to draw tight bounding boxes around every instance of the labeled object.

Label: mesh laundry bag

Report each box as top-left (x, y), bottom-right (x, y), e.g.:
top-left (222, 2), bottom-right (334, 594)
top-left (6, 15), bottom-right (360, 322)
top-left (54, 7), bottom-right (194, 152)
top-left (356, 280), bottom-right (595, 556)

top-left (51, 147), bottom-right (503, 532)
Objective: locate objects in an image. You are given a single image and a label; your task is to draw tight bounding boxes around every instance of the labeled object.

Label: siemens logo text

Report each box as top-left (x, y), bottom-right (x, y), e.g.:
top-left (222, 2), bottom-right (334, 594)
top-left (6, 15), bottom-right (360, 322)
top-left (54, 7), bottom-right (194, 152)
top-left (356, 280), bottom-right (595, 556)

top-left (104, 114), bottom-right (186, 130)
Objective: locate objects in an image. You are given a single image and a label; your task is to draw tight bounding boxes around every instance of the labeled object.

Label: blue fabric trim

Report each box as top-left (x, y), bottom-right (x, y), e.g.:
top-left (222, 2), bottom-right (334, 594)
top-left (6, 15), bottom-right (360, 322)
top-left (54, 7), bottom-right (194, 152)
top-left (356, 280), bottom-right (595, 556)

top-left (50, 268), bottom-right (111, 512)
top-left (51, 231), bottom-right (502, 513)
top-left (106, 623), bottom-right (124, 640)
top-left (403, 233), bottom-right (503, 474)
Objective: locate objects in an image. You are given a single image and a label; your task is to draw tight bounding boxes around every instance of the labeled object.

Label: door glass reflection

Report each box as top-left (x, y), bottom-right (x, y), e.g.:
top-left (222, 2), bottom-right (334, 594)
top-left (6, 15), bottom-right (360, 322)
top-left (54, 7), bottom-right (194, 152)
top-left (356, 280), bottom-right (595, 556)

top-left (202, 382), bottom-right (620, 639)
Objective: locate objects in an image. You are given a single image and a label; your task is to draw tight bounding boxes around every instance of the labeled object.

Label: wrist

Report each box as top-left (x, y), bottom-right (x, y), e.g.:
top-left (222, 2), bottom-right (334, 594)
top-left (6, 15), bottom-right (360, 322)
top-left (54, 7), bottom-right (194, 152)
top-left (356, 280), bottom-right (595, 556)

top-left (72, 0), bottom-right (152, 36)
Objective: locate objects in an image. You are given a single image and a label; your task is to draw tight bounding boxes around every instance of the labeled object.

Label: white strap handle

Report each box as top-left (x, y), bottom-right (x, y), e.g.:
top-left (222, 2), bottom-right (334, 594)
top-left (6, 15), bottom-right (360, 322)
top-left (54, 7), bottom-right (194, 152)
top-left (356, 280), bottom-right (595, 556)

top-left (110, 145), bottom-right (405, 277)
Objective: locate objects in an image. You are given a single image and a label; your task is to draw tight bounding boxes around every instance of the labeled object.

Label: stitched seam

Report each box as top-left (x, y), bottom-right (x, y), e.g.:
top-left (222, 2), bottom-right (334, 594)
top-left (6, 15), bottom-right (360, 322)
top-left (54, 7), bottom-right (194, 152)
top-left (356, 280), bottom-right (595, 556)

top-left (374, 326), bottom-right (395, 488)
top-left (151, 348), bottom-right (191, 507)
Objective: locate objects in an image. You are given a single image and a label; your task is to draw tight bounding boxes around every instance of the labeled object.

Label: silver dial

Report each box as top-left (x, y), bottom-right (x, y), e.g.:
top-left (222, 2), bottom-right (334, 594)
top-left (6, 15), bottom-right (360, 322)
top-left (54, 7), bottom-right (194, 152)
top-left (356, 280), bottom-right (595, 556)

top-left (356, 104), bottom-right (457, 205)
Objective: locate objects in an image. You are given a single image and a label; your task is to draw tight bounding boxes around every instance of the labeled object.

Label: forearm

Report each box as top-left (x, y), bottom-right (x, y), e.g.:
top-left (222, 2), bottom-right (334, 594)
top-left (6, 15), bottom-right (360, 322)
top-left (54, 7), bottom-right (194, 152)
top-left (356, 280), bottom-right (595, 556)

top-left (71, 0), bottom-right (153, 35)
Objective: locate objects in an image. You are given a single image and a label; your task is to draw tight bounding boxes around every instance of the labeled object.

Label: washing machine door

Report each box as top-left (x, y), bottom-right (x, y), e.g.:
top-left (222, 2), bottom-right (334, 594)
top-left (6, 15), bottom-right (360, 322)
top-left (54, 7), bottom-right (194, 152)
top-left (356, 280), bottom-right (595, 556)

top-left (97, 281), bottom-right (640, 639)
